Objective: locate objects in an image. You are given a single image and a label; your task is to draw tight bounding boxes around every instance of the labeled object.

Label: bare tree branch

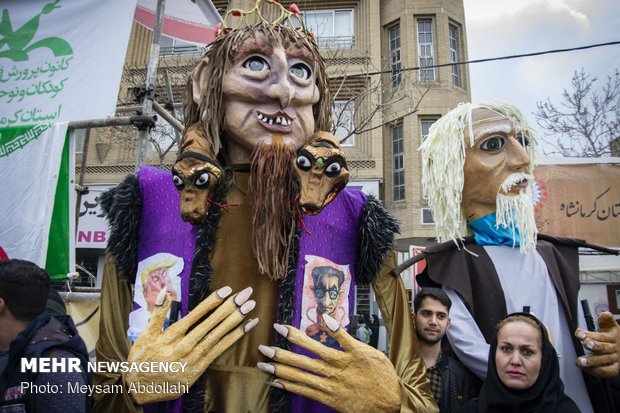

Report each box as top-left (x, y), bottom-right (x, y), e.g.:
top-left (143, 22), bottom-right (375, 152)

top-left (325, 47), bottom-right (430, 146)
top-left (534, 68), bottom-right (620, 157)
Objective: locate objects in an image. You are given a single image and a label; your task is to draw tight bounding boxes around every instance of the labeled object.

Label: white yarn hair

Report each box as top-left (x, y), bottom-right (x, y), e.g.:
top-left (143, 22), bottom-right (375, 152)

top-left (419, 100), bottom-right (538, 245)
top-left (496, 190), bottom-right (538, 253)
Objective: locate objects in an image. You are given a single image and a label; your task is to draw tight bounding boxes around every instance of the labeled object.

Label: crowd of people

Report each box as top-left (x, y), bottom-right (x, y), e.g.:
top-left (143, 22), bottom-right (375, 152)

top-left (1, 257), bottom-right (617, 412)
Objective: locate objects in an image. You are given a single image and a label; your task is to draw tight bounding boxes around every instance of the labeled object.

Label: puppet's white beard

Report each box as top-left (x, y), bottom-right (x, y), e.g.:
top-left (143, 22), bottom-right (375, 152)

top-left (496, 173), bottom-right (537, 253)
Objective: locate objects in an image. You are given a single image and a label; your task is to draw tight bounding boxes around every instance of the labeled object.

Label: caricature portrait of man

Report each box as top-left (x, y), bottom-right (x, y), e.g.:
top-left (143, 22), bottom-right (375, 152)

top-left (306, 265), bottom-right (346, 345)
top-left (141, 262), bottom-right (178, 312)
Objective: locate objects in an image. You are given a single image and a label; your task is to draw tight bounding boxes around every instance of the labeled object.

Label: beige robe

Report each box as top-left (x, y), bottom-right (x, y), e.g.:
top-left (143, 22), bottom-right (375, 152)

top-left (93, 172), bottom-right (436, 412)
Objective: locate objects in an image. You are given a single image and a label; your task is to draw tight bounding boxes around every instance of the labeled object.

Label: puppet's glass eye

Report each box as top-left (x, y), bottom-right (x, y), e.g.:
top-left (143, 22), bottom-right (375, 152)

top-left (480, 136), bottom-right (505, 151)
top-left (296, 155), bottom-right (312, 171)
top-left (195, 172), bottom-right (210, 188)
top-left (243, 56), bottom-right (269, 72)
top-left (172, 175), bottom-right (184, 189)
top-left (324, 162), bottom-right (341, 177)
top-left (290, 63), bottom-right (311, 80)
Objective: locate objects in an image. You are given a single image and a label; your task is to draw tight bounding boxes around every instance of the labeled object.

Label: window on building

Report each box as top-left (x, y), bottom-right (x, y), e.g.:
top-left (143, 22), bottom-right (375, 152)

top-left (388, 25), bottom-right (402, 87)
top-left (420, 117), bottom-right (438, 142)
top-left (303, 10), bottom-right (354, 49)
top-left (159, 35), bottom-right (201, 56)
top-left (449, 24), bottom-right (461, 87)
top-left (417, 19), bottom-right (435, 81)
top-left (392, 121), bottom-right (405, 202)
top-left (420, 117), bottom-right (438, 199)
top-left (333, 100), bottom-right (355, 147)
top-left (421, 208), bottom-right (435, 224)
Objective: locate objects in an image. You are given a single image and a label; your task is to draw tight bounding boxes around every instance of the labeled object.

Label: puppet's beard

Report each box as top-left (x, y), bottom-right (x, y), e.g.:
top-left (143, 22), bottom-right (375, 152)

top-left (249, 140), bottom-right (297, 280)
top-left (496, 173), bottom-right (537, 253)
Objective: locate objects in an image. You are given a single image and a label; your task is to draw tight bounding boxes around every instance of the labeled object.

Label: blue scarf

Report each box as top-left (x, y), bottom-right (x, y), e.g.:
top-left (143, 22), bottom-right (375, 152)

top-left (468, 212), bottom-right (520, 247)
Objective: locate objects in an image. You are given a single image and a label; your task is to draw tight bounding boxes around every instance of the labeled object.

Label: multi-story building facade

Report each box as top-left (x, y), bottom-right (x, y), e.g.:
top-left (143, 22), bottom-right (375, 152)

top-left (76, 1), bottom-right (470, 314)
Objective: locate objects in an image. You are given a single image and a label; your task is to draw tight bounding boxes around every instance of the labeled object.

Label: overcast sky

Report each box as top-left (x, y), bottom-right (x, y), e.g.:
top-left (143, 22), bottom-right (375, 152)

top-left (463, 0), bottom-right (620, 155)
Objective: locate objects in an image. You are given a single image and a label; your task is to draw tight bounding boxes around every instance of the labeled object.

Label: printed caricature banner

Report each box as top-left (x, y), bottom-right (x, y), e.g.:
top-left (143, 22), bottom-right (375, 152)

top-left (534, 163), bottom-right (620, 247)
top-left (0, 0), bottom-right (137, 277)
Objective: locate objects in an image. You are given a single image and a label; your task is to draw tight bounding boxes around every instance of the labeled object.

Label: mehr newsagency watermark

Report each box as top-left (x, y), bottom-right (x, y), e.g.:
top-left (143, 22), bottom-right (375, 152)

top-left (19, 358), bottom-right (190, 396)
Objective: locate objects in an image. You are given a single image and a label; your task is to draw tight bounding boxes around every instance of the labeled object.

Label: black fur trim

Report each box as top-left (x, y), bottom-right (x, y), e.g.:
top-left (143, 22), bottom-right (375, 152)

top-left (355, 194), bottom-right (400, 285)
top-left (184, 176), bottom-right (229, 413)
top-left (187, 189), bottom-right (225, 310)
top-left (99, 174), bottom-right (142, 283)
top-left (269, 226), bottom-right (299, 413)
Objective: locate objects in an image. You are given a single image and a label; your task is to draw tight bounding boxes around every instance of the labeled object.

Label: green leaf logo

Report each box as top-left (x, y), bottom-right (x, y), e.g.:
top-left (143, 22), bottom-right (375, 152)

top-left (0, 0), bottom-right (73, 62)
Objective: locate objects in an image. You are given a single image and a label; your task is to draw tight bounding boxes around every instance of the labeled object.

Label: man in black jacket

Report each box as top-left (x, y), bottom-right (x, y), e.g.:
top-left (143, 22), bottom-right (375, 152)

top-left (412, 288), bottom-right (480, 412)
top-left (0, 259), bottom-right (90, 412)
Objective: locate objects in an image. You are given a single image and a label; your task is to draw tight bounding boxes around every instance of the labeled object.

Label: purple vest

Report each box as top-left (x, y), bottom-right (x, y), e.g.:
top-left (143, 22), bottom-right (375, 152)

top-left (133, 168), bottom-right (367, 413)
top-left (291, 189), bottom-right (367, 413)
top-left (135, 166), bottom-right (197, 413)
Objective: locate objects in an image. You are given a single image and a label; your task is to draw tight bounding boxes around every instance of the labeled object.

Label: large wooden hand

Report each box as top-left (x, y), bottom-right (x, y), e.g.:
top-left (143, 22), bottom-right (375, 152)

top-left (575, 311), bottom-right (620, 378)
top-left (257, 314), bottom-right (401, 413)
top-left (126, 286), bottom-right (258, 404)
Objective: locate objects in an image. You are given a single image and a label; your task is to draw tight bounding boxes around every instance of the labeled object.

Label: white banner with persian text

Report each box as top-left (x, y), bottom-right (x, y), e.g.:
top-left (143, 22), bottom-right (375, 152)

top-left (0, 0), bottom-right (138, 126)
top-left (0, 0), bottom-right (136, 275)
top-left (0, 123), bottom-right (67, 267)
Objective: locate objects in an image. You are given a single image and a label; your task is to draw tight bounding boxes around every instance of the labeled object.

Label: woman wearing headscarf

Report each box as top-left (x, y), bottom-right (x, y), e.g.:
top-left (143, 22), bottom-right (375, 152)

top-left (459, 312), bottom-right (580, 413)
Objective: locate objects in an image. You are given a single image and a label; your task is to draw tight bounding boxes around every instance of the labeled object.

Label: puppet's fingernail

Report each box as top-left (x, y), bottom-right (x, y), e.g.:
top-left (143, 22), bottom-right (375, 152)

top-left (585, 340), bottom-right (595, 350)
top-left (273, 323), bottom-right (289, 338)
top-left (217, 286), bottom-right (232, 299)
top-left (267, 381), bottom-right (284, 389)
top-left (240, 300), bottom-right (256, 315)
top-left (235, 287), bottom-right (253, 306)
top-left (245, 318), bottom-right (259, 332)
top-left (257, 362), bottom-right (275, 374)
top-left (258, 345), bottom-right (275, 359)
top-left (155, 287), bottom-right (168, 306)
top-left (322, 314), bottom-right (340, 332)
top-left (579, 357), bottom-right (588, 366)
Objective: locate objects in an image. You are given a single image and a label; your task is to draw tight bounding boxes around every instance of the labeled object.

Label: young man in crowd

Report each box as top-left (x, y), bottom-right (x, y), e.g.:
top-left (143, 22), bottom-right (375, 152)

top-left (412, 288), bottom-right (480, 412)
top-left (0, 259), bottom-right (90, 412)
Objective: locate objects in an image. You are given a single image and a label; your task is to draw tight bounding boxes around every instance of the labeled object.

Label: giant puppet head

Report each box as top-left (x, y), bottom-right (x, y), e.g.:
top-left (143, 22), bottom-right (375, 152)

top-left (419, 101), bottom-right (539, 252)
top-left (293, 131), bottom-right (350, 215)
top-left (182, 1), bottom-right (332, 279)
top-left (183, 1), bottom-right (332, 165)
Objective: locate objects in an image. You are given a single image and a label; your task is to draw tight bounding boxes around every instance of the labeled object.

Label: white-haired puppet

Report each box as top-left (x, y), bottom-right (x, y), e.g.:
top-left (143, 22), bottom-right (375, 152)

top-left (394, 101), bottom-right (620, 413)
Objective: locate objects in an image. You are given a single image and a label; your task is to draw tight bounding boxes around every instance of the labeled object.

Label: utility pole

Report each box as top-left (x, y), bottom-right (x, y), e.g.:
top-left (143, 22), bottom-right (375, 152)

top-left (135, 0), bottom-right (166, 171)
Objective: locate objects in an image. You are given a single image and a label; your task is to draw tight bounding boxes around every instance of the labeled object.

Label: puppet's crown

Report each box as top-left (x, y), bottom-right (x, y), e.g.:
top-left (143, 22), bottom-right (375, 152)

top-left (216, 0), bottom-right (308, 37)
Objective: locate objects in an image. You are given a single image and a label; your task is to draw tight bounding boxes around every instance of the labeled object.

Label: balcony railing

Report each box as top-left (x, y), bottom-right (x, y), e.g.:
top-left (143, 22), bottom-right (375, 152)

top-left (160, 45), bottom-right (204, 57)
top-left (315, 36), bottom-right (355, 50)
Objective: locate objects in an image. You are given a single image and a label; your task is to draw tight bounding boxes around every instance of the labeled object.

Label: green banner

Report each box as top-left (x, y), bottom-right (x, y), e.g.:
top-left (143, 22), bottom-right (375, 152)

top-left (45, 129), bottom-right (69, 279)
